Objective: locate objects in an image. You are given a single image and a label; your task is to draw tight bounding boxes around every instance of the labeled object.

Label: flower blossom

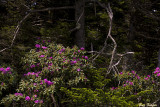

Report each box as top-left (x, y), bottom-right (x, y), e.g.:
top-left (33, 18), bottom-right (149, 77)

top-left (0, 67), bottom-right (5, 71)
top-left (129, 81), bottom-right (133, 85)
top-left (157, 73), bottom-right (160, 76)
top-left (77, 68), bottom-right (81, 72)
top-left (145, 77), bottom-right (149, 80)
top-left (35, 44), bottom-right (41, 48)
top-left (34, 100), bottom-right (39, 103)
top-left (42, 46), bottom-right (47, 49)
top-left (5, 67), bottom-right (11, 71)
top-left (14, 93), bottom-right (23, 96)
top-left (131, 71), bottom-right (135, 74)
top-left (39, 55), bottom-right (45, 57)
top-left (80, 47), bottom-right (85, 50)
top-left (25, 96), bottom-right (30, 101)
top-left (119, 72), bottom-right (123, 75)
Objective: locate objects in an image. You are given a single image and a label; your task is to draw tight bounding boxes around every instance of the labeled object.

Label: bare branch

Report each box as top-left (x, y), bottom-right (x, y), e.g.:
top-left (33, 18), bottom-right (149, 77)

top-left (91, 1), bottom-right (116, 75)
top-left (51, 94), bottom-right (59, 107)
top-left (30, 6), bottom-right (75, 13)
top-left (70, 9), bottom-right (84, 32)
top-left (0, 6), bottom-right (74, 53)
top-left (0, 13), bottom-right (31, 53)
top-left (92, 1), bottom-right (113, 61)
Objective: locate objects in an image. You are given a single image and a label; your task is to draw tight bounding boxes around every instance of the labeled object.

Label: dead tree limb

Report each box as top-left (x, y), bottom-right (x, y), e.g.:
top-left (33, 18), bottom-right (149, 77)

top-left (51, 94), bottom-right (59, 107)
top-left (0, 13), bottom-right (31, 53)
top-left (91, 1), bottom-right (116, 75)
top-left (70, 9), bottom-right (84, 32)
top-left (30, 6), bottom-right (75, 13)
top-left (92, 2), bottom-right (112, 62)
top-left (0, 6), bottom-right (75, 53)
top-left (111, 52), bottom-right (134, 74)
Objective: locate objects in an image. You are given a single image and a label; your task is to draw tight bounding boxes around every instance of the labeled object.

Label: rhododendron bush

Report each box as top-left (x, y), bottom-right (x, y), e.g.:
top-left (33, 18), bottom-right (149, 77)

top-left (1, 40), bottom-right (92, 106)
top-left (1, 39), bottom-right (160, 106)
top-left (0, 66), bottom-right (17, 96)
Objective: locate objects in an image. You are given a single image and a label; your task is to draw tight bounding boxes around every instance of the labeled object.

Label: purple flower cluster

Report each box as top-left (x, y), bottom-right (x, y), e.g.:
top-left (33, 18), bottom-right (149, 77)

top-left (154, 67), bottom-right (160, 76)
top-left (24, 71), bottom-right (41, 77)
top-left (144, 75), bottom-right (151, 80)
top-left (77, 68), bottom-right (81, 72)
top-left (14, 93), bottom-right (23, 96)
top-left (25, 96), bottom-right (43, 103)
top-left (111, 87), bottom-right (118, 90)
top-left (119, 72), bottom-right (123, 75)
top-left (70, 60), bottom-right (77, 65)
top-left (34, 100), bottom-right (43, 103)
top-left (42, 46), bottom-right (47, 49)
top-left (35, 44), bottom-right (41, 48)
top-left (60, 48), bottom-right (65, 52)
top-left (43, 79), bottom-right (54, 86)
top-left (0, 67), bottom-right (11, 74)
top-left (39, 55), bottom-right (45, 58)
top-left (80, 47), bottom-right (85, 51)
top-left (82, 56), bottom-right (88, 60)
top-left (25, 96), bottom-right (30, 101)
top-left (123, 81), bottom-right (133, 86)
top-left (30, 64), bottom-right (35, 68)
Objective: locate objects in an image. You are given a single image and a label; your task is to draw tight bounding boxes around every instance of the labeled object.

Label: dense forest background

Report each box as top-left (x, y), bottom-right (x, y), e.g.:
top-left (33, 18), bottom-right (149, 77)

top-left (0, 0), bottom-right (160, 106)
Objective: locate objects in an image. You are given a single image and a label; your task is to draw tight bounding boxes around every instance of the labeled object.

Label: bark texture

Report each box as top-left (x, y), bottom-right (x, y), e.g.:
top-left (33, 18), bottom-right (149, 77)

top-left (75, 0), bottom-right (85, 48)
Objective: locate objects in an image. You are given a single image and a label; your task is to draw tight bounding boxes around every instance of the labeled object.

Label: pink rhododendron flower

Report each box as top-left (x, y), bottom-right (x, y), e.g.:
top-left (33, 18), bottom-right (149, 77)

top-left (80, 47), bottom-right (84, 50)
top-left (119, 72), bottom-right (123, 75)
top-left (39, 55), bottom-right (45, 57)
top-left (73, 60), bottom-right (77, 63)
top-left (147, 75), bottom-right (151, 78)
top-left (157, 73), bottom-right (160, 76)
top-left (25, 96), bottom-right (30, 101)
top-left (14, 93), bottom-right (23, 96)
top-left (47, 81), bottom-right (53, 85)
top-left (77, 68), bottom-right (81, 71)
top-left (129, 81), bottom-right (133, 85)
top-left (154, 70), bottom-right (159, 74)
top-left (131, 71), bottom-right (135, 74)
top-left (85, 56), bottom-right (88, 60)
top-left (30, 65), bottom-right (35, 68)
top-left (5, 67), bottom-right (11, 71)
top-left (42, 46), bottom-right (47, 49)
top-left (35, 44), bottom-right (41, 48)
top-left (0, 67), bottom-right (4, 71)
top-left (156, 67), bottom-right (160, 71)
top-left (145, 77), bottom-right (149, 80)
top-left (34, 100), bottom-right (39, 103)
top-left (44, 79), bottom-right (48, 83)
top-left (136, 76), bottom-right (140, 79)
top-left (123, 84), bottom-right (126, 87)
top-left (33, 83), bottom-right (37, 86)
top-left (49, 57), bottom-right (53, 59)
top-left (60, 49), bottom-right (65, 52)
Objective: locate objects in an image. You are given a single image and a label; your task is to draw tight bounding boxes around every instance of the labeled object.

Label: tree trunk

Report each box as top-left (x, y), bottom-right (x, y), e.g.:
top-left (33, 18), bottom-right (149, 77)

top-left (75, 0), bottom-right (85, 48)
top-left (158, 48), bottom-right (160, 68)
